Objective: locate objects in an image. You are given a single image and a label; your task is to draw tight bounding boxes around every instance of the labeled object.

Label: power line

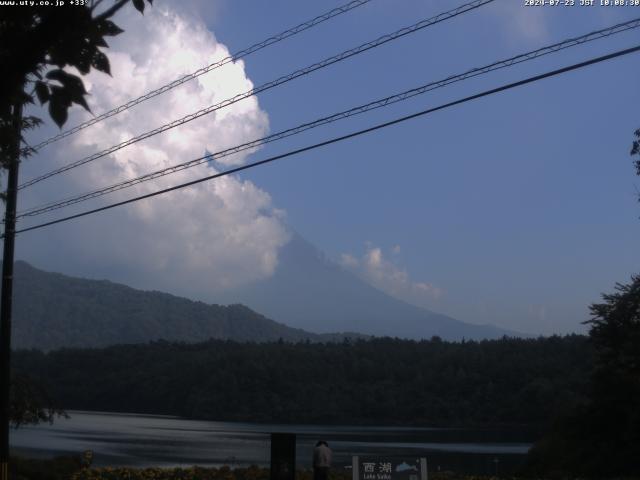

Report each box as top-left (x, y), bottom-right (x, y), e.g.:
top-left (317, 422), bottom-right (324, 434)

top-left (16, 17), bottom-right (640, 219)
top-left (29, 0), bottom-right (374, 152)
top-left (19, 0), bottom-right (494, 190)
top-left (11, 44), bottom-right (640, 237)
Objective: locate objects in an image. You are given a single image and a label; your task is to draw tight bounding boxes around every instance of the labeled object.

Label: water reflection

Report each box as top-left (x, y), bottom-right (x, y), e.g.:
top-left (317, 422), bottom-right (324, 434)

top-left (10, 411), bottom-right (532, 474)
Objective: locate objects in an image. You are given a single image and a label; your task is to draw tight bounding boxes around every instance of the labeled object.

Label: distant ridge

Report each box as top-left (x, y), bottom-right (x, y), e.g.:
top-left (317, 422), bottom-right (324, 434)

top-left (5, 231), bottom-right (521, 351)
top-left (218, 233), bottom-right (522, 340)
top-left (6, 261), bottom-right (363, 351)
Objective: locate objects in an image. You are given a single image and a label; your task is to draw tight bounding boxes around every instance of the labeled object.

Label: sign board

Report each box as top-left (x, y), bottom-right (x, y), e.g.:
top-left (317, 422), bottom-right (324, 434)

top-left (352, 456), bottom-right (427, 480)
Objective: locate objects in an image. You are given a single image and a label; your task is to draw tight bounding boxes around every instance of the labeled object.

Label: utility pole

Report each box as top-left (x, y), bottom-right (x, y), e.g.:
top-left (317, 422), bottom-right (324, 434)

top-left (0, 101), bottom-right (23, 480)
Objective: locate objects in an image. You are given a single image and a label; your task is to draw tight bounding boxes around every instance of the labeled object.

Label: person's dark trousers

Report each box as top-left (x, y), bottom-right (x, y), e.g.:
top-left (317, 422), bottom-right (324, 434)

top-left (314, 466), bottom-right (329, 480)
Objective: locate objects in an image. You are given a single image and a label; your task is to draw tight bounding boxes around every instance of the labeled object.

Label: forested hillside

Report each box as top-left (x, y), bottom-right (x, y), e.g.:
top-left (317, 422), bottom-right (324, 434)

top-left (14, 335), bottom-right (591, 428)
top-left (8, 261), bottom-right (360, 350)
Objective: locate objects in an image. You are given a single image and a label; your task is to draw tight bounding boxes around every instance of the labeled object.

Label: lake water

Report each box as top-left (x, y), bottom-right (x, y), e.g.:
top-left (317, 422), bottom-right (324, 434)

top-left (10, 411), bottom-right (534, 475)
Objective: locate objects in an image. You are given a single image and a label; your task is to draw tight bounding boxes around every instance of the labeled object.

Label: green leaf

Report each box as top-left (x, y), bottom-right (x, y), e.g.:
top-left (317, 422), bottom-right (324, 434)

top-left (73, 94), bottom-right (91, 113)
top-left (91, 50), bottom-right (110, 75)
top-left (34, 81), bottom-right (50, 105)
top-left (89, 26), bottom-right (109, 47)
top-left (73, 47), bottom-right (93, 74)
top-left (44, 70), bottom-right (90, 112)
top-left (65, 84), bottom-right (91, 112)
top-left (45, 69), bottom-right (65, 82)
top-left (99, 19), bottom-right (124, 37)
top-left (21, 116), bottom-right (43, 131)
top-left (50, 86), bottom-right (73, 108)
top-left (46, 70), bottom-right (86, 94)
top-left (20, 91), bottom-right (35, 105)
top-left (95, 37), bottom-right (109, 48)
top-left (132, 0), bottom-right (145, 14)
top-left (48, 97), bottom-right (68, 128)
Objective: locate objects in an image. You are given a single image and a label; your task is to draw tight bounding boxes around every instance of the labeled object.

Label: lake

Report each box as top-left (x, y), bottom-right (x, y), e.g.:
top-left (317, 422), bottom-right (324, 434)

top-left (10, 411), bottom-right (534, 475)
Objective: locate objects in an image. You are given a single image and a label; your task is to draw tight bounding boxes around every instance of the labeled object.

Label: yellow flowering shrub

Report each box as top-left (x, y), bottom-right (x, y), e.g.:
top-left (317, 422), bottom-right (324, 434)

top-left (70, 466), bottom-right (526, 480)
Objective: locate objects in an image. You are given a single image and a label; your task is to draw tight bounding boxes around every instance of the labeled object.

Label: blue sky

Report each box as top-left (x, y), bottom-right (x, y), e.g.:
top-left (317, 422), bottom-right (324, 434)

top-left (16, 0), bottom-right (640, 335)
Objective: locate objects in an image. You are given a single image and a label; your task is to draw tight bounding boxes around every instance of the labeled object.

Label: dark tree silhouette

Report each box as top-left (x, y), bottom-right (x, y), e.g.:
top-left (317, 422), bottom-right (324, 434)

top-left (631, 128), bottom-right (640, 179)
top-left (574, 276), bottom-right (640, 476)
top-left (0, 0), bottom-right (152, 431)
top-left (527, 135), bottom-right (640, 478)
top-left (12, 336), bottom-right (592, 428)
top-left (9, 373), bottom-right (67, 428)
top-left (0, 0), bottom-right (153, 173)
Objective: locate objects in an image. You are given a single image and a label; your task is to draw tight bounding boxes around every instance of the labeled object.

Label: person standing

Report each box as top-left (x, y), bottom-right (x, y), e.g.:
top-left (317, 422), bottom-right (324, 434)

top-left (313, 440), bottom-right (332, 480)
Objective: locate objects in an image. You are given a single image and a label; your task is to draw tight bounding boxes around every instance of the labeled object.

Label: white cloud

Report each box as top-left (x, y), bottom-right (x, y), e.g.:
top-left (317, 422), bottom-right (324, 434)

top-left (340, 244), bottom-right (444, 302)
top-left (21, 4), bottom-right (290, 292)
top-left (488, 2), bottom-right (549, 44)
top-left (340, 253), bottom-right (359, 268)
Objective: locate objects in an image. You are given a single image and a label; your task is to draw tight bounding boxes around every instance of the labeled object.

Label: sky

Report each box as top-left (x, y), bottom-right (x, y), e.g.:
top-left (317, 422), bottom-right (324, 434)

top-left (12, 0), bottom-right (640, 336)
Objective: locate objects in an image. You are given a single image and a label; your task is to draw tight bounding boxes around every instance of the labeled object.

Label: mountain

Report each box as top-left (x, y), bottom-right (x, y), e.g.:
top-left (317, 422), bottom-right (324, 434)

top-left (7, 234), bottom-right (519, 350)
top-left (217, 233), bottom-right (519, 340)
top-left (7, 261), bottom-right (359, 351)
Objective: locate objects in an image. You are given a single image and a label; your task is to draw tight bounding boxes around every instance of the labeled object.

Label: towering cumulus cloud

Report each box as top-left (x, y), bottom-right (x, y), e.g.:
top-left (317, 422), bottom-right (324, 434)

top-left (23, 5), bottom-right (290, 294)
